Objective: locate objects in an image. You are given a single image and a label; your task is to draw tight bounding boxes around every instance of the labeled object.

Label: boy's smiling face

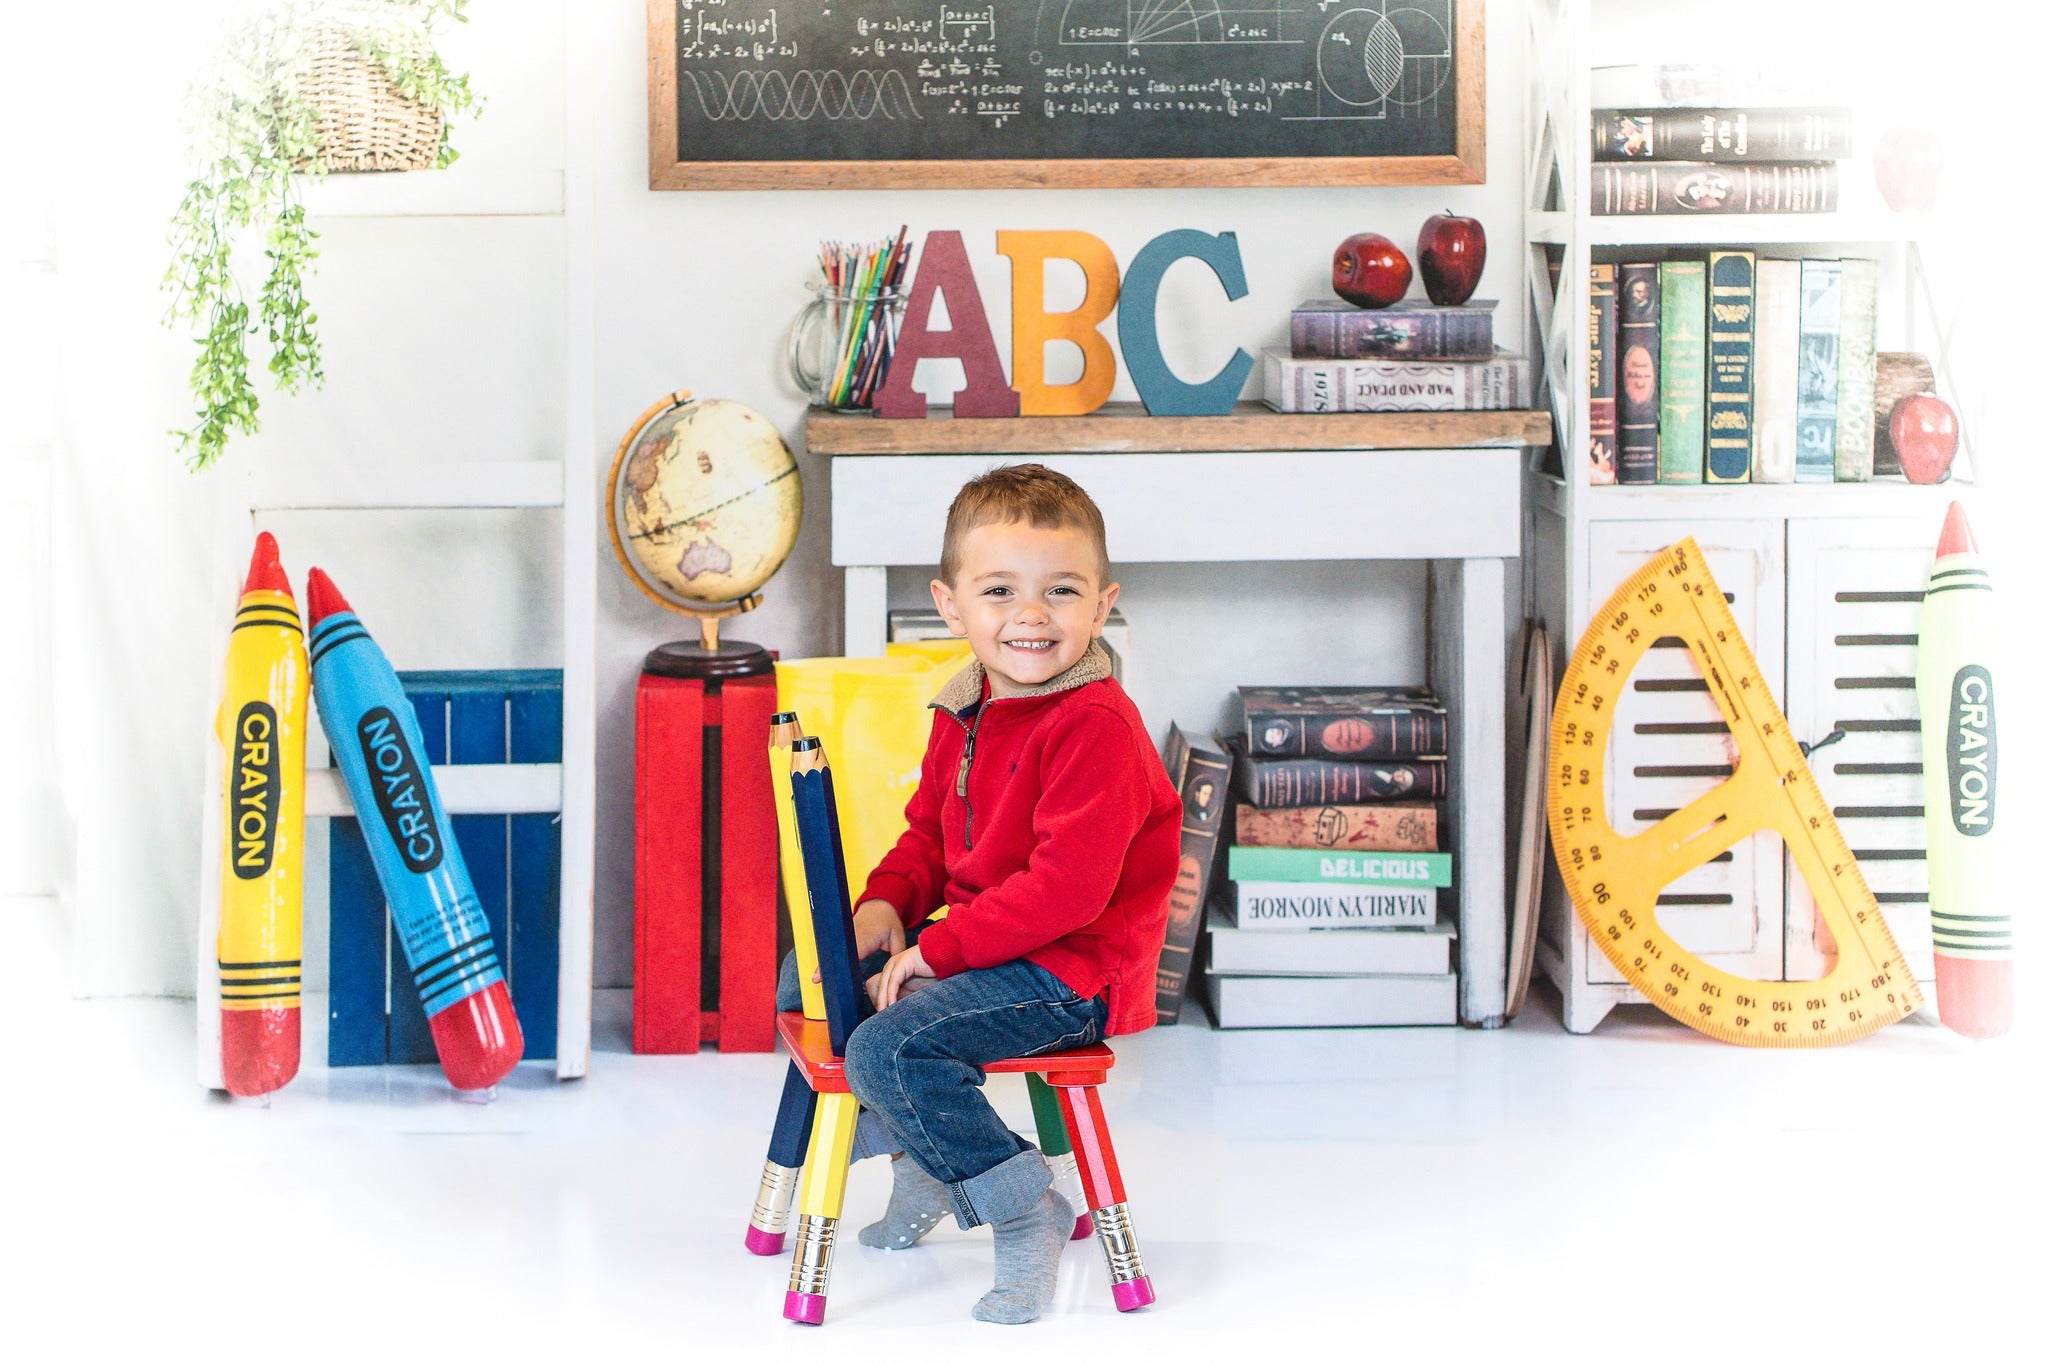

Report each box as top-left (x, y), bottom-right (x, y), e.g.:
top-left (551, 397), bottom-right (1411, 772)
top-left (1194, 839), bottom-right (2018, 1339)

top-left (931, 520), bottom-right (1118, 699)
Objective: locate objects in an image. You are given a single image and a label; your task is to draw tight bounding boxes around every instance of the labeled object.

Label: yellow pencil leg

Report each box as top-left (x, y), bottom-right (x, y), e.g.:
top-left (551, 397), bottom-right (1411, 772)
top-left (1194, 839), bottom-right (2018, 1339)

top-left (785, 1092), bottom-right (859, 1324)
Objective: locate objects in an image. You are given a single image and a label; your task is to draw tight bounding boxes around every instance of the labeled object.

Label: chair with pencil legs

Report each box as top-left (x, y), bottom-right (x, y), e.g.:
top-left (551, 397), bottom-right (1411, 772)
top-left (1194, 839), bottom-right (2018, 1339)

top-left (768, 724), bottom-right (1156, 1326)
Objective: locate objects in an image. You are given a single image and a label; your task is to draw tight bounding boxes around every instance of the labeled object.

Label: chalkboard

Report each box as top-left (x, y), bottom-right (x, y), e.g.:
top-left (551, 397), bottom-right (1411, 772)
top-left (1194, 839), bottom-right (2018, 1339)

top-left (647, 1), bottom-right (1483, 189)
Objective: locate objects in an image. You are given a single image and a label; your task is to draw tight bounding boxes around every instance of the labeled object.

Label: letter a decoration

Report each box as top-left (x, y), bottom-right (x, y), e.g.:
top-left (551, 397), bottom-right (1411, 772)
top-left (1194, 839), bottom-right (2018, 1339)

top-left (874, 230), bottom-right (1021, 419)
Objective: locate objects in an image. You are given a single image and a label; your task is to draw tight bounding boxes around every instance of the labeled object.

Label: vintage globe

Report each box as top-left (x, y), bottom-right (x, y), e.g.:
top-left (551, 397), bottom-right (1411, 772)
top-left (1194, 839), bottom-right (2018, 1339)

top-left (608, 394), bottom-right (802, 616)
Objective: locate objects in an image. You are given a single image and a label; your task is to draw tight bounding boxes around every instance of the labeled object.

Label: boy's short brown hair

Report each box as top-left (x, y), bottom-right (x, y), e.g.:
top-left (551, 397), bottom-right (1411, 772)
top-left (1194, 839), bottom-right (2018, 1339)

top-left (938, 463), bottom-right (1110, 585)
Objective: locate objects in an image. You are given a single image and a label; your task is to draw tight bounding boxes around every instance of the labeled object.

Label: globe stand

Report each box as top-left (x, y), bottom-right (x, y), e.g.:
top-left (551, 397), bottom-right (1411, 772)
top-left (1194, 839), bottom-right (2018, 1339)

top-left (641, 603), bottom-right (776, 682)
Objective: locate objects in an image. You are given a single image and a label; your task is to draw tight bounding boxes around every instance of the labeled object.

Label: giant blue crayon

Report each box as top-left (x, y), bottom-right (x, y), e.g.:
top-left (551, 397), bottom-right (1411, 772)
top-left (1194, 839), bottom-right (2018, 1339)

top-left (306, 568), bottom-right (524, 1090)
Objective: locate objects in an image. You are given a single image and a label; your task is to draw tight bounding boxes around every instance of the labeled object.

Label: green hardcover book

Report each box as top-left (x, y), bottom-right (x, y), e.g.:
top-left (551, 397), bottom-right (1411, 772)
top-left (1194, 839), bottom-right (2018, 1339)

top-left (1657, 260), bottom-right (1707, 483)
top-left (1833, 258), bottom-right (1880, 481)
top-left (1796, 259), bottom-right (1843, 483)
top-left (1706, 250), bottom-right (1755, 483)
top-left (1225, 846), bottom-right (1454, 888)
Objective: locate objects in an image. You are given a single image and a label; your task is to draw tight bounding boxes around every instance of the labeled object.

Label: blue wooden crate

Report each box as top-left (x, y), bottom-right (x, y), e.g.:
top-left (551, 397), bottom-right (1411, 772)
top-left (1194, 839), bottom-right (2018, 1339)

top-left (328, 669), bottom-right (562, 1067)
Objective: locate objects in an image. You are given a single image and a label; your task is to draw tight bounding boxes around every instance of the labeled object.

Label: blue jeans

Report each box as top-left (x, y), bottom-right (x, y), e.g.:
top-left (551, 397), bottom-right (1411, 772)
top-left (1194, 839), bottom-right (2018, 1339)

top-left (774, 947), bottom-right (1107, 1230)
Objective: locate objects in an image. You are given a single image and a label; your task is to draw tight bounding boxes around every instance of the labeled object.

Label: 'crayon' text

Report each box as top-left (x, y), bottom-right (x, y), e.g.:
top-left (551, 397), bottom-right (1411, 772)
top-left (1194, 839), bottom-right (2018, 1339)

top-left (358, 707), bottom-right (443, 873)
top-left (231, 702), bottom-right (281, 878)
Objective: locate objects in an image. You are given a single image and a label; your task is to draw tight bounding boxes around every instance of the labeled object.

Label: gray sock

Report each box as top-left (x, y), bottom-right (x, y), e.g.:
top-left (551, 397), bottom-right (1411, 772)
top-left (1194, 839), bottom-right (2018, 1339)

top-left (972, 1188), bottom-right (1074, 1325)
top-left (858, 1155), bottom-right (952, 1250)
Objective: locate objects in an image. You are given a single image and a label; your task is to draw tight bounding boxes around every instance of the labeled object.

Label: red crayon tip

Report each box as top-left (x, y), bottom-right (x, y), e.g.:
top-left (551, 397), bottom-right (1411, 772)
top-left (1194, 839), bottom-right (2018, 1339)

top-left (304, 566), bottom-right (353, 627)
top-left (221, 1007), bottom-right (301, 1097)
top-left (243, 532), bottom-right (292, 598)
top-left (1936, 502), bottom-right (1979, 559)
top-left (1935, 956), bottom-right (2013, 1039)
top-left (427, 980), bottom-right (525, 1091)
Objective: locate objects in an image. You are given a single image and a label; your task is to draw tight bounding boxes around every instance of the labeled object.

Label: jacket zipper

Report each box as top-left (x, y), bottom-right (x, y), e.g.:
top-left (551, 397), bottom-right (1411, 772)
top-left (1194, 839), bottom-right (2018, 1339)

top-left (956, 703), bottom-right (989, 849)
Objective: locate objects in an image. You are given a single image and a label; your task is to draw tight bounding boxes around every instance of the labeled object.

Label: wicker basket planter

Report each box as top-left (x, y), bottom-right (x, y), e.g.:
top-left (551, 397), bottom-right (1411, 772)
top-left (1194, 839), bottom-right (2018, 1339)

top-left (296, 5), bottom-right (441, 172)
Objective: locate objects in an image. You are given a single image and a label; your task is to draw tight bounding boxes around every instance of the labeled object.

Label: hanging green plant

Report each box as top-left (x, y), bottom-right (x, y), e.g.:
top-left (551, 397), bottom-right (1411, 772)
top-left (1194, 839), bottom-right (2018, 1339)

top-left (163, 0), bottom-right (479, 471)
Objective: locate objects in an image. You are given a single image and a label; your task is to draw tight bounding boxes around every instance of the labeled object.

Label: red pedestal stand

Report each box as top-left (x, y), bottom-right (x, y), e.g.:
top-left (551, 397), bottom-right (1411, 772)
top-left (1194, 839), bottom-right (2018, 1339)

top-left (633, 644), bottom-right (780, 1054)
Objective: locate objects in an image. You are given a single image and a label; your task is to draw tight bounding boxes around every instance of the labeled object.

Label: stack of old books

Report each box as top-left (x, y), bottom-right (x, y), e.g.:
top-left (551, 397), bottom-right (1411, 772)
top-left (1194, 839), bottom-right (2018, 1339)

top-left (1261, 295), bottom-right (1529, 415)
top-left (1198, 685), bottom-right (1457, 1029)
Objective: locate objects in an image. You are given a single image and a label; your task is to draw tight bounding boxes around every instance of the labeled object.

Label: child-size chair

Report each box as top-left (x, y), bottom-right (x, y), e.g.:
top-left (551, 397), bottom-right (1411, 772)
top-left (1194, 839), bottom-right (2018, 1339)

top-left (745, 717), bottom-right (1155, 1325)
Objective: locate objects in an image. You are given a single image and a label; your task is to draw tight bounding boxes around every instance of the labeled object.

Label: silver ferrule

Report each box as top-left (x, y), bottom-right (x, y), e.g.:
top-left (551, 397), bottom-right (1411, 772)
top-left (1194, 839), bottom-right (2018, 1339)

top-left (750, 1161), bottom-right (802, 1235)
top-left (1091, 1201), bottom-right (1147, 1284)
top-left (788, 1214), bottom-right (838, 1298)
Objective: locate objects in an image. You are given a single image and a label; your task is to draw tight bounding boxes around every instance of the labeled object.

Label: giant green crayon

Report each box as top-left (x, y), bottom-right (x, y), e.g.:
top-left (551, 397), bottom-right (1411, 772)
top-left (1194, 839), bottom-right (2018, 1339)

top-left (1916, 502), bottom-right (2009, 1038)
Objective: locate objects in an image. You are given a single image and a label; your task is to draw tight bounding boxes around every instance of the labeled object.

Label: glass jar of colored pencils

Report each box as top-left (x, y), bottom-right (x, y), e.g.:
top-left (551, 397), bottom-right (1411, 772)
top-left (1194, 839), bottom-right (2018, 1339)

top-left (787, 283), bottom-right (907, 412)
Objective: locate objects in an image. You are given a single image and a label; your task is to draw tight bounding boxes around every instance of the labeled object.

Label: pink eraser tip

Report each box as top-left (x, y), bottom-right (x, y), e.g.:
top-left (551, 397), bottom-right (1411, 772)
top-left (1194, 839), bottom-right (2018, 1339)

top-left (244, 532), bottom-right (292, 599)
top-left (1937, 501), bottom-right (1979, 559)
top-left (304, 567), bottom-right (352, 627)
top-left (1112, 1276), bottom-right (1156, 1312)
top-left (745, 1226), bottom-right (786, 1257)
top-left (784, 1291), bottom-right (826, 1325)
top-left (1071, 1215), bottom-right (1092, 1241)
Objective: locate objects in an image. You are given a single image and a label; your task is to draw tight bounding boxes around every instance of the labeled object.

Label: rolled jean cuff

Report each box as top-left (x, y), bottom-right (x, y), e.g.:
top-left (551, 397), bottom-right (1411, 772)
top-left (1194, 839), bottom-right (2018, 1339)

top-left (948, 1147), bottom-right (1051, 1231)
top-left (849, 1109), bottom-right (900, 1163)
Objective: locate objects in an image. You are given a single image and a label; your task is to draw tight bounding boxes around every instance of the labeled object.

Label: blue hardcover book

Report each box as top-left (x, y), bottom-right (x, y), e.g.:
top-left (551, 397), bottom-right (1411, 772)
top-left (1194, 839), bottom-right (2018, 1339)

top-left (1795, 259), bottom-right (1842, 483)
top-left (1706, 250), bottom-right (1755, 483)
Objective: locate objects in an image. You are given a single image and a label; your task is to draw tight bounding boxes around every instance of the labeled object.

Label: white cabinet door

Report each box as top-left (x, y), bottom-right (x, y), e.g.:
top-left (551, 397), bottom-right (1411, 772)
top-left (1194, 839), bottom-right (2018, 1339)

top-left (1784, 519), bottom-right (1935, 984)
top-left (1585, 520), bottom-right (1786, 985)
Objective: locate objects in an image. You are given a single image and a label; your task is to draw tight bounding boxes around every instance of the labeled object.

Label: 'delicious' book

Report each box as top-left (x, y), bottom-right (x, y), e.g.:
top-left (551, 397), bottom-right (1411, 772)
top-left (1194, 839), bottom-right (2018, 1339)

top-left (1259, 348), bottom-right (1531, 413)
top-left (1156, 722), bottom-right (1233, 1024)
top-left (1705, 250), bottom-right (1755, 483)
top-left (1615, 262), bottom-right (1660, 484)
top-left (1751, 258), bottom-right (1802, 484)
top-left (1833, 258), bottom-right (1880, 482)
top-left (1231, 882), bottom-right (1436, 929)
top-left (1288, 298), bottom-right (1496, 360)
top-left (1204, 901), bottom-right (1456, 976)
top-left (1658, 260), bottom-right (1706, 484)
top-left (1233, 802), bottom-right (1437, 852)
top-left (1226, 847), bottom-right (1453, 889)
top-left (1226, 737), bottom-right (1447, 807)
top-left (1796, 258), bottom-right (1844, 483)
top-left (1588, 263), bottom-right (1618, 485)
top-left (1201, 969), bottom-right (1457, 1028)
top-left (1593, 107), bottom-right (1853, 162)
top-left (1591, 161), bottom-right (1840, 215)
top-left (1235, 685), bottom-right (1447, 760)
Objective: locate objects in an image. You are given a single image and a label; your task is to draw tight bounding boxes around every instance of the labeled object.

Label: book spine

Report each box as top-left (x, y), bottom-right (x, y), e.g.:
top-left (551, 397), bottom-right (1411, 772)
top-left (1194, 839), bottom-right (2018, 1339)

top-left (1232, 884), bottom-right (1436, 929)
top-left (1658, 261), bottom-right (1706, 484)
top-left (1236, 757), bottom-right (1447, 807)
top-left (1588, 264), bottom-right (1618, 485)
top-left (1155, 734), bottom-right (1231, 1025)
top-left (1615, 263), bottom-right (1661, 484)
top-left (1751, 258), bottom-right (1802, 483)
top-left (1261, 351), bottom-right (1526, 413)
top-left (1240, 709), bottom-right (1448, 760)
top-left (1289, 309), bottom-right (1495, 360)
top-left (1705, 250), bottom-right (1755, 483)
top-left (1796, 258), bottom-right (1844, 483)
top-left (1227, 847), bottom-right (1453, 888)
top-left (1233, 802), bottom-right (1438, 852)
top-left (1592, 107), bottom-right (1853, 162)
top-left (1833, 258), bottom-right (1881, 482)
top-left (1590, 162), bottom-right (1841, 215)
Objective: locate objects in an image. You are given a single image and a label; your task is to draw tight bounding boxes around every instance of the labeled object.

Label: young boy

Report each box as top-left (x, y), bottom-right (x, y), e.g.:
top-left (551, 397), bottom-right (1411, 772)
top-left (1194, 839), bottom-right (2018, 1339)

top-left (790, 462), bottom-right (1179, 1324)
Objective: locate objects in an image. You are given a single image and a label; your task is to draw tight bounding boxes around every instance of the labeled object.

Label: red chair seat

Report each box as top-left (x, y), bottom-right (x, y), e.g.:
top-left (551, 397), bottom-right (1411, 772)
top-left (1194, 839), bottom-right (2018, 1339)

top-left (777, 1011), bottom-right (1114, 1092)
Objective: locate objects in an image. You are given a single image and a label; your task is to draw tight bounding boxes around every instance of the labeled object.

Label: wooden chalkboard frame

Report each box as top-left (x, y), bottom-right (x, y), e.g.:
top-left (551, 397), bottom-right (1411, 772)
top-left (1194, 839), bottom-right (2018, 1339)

top-left (646, 2), bottom-right (1484, 190)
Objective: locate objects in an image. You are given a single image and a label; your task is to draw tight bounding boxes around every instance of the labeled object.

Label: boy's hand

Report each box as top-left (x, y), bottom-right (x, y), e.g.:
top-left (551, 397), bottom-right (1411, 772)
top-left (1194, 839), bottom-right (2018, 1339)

top-left (872, 945), bottom-right (934, 1009)
top-left (815, 900), bottom-right (906, 984)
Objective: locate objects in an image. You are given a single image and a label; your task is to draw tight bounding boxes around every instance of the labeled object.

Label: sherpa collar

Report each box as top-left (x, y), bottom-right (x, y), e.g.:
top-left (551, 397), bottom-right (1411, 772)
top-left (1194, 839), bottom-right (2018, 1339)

top-left (930, 639), bottom-right (1114, 718)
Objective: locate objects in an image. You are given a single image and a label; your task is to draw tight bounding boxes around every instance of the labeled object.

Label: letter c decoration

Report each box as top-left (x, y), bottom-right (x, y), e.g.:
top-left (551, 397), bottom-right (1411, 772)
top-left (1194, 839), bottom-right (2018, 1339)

top-left (1116, 229), bottom-right (1256, 417)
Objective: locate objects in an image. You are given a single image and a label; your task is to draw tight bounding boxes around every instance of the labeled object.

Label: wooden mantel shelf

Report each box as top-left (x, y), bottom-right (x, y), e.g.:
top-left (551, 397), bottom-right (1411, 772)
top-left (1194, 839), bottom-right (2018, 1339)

top-left (806, 402), bottom-right (1554, 456)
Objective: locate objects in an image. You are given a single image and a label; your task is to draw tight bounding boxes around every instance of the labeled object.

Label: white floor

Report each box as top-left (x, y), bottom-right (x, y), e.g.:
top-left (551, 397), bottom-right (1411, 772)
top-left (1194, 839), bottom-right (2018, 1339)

top-left (7, 895), bottom-right (2042, 1360)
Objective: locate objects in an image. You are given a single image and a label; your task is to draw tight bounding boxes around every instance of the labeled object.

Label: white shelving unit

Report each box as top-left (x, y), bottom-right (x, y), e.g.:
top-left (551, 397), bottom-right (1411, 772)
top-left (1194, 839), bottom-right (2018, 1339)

top-left (1521, 0), bottom-right (1968, 1033)
top-left (195, 8), bottom-right (597, 1085)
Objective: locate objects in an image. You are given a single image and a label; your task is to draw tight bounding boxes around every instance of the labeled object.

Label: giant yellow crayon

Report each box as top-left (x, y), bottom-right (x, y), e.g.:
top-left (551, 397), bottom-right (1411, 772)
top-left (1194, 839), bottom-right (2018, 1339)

top-left (216, 532), bottom-right (309, 1097)
top-left (1916, 502), bottom-right (2010, 1038)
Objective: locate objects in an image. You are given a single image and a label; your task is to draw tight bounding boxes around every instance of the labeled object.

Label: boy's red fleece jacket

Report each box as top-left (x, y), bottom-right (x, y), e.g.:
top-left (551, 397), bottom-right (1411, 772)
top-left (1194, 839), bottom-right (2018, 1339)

top-left (858, 643), bottom-right (1181, 1036)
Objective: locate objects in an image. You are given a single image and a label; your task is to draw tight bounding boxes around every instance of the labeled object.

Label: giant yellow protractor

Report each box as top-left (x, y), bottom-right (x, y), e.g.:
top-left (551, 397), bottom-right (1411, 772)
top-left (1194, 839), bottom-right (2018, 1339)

top-left (1546, 538), bottom-right (1923, 1046)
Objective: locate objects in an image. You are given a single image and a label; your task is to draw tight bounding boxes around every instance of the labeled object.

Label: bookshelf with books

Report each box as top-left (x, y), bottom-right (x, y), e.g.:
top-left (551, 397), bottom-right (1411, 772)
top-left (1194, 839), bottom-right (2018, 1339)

top-left (1521, 0), bottom-right (1966, 1032)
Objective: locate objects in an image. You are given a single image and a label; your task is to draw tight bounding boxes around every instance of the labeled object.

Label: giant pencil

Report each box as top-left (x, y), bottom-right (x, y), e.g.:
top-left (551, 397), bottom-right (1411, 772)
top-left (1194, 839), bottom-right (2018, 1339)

top-left (787, 735), bottom-right (871, 1053)
top-left (1916, 502), bottom-right (2010, 1038)
top-left (306, 568), bottom-right (524, 1089)
top-left (216, 532), bottom-right (309, 1097)
top-left (746, 712), bottom-right (822, 1257)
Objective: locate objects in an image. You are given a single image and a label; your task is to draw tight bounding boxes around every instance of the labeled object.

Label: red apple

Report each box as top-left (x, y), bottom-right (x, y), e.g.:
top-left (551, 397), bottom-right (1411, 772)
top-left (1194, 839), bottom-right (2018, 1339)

top-left (1332, 232), bottom-right (1412, 309)
top-left (1890, 393), bottom-right (1959, 483)
top-left (1873, 128), bottom-right (1944, 213)
top-left (1417, 210), bottom-right (1487, 305)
